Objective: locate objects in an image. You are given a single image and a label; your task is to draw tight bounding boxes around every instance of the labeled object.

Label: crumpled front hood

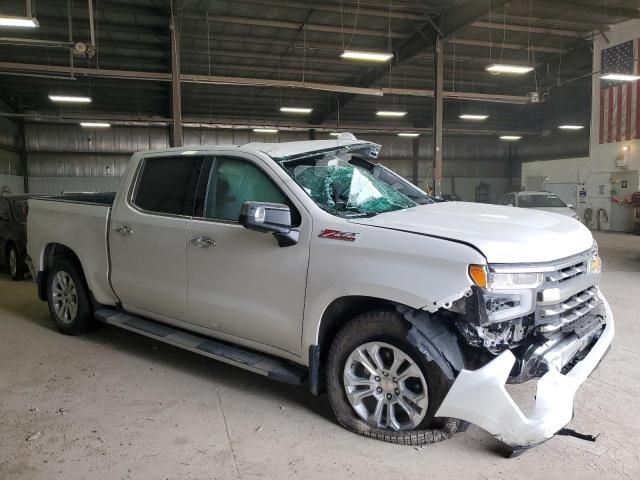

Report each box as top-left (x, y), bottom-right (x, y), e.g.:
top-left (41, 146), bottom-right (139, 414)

top-left (349, 202), bottom-right (593, 264)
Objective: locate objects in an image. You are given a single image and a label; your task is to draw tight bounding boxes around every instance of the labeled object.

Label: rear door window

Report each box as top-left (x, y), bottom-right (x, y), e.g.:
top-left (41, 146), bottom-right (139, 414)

top-left (133, 156), bottom-right (205, 216)
top-left (12, 200), bottom-right (28, 224)
top-left (0, 198), bottom-right (10, 222)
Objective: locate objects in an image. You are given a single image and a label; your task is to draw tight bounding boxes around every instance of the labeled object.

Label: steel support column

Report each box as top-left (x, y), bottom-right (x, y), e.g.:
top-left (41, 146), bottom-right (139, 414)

top-left (412, 137), bottom-right (420, 185)
top-left (432, 35), bottom-right (444, 197)
top-left (170, 12), bottom-right (183, 147)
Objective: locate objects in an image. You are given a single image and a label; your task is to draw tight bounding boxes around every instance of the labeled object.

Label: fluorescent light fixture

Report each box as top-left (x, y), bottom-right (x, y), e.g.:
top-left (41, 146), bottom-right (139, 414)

top-left (80, 122), bottom-right (110, 128)
top-left (329, 132), bottom-right (341, 136)
top-left (397, 132), bottom-right (420, 137)
top-left (601, 73), bottom-right (640, 81)
top-left (486, 63), bottom-right (534, 74)
top-left (49, 95), bottom-right (92, 103)
top-left (181, 150), bottom-right (199, 155)
top-left (0, 15), bottom-right (39, 27)
top-left (459, 114), bottom-right (489, 120)
top-left (253, 128), bottom-right (278, 133)
top-left (376, 110), bottom-right (407, 117)
top-left (558, 125), bottom-right (584, 130)
top-left (499, 135), bottom-right (522, 141)
top-left (280, 107), bottom-right (312, 114)
top-left (341, 50), bottom-right (393, 62)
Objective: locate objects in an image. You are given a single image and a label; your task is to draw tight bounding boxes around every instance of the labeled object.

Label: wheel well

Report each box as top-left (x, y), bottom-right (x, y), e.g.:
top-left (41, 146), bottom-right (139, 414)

top-left (309, 296), bottom-right (399, 395)
top-left (37, 243), bottom-right (84, 301)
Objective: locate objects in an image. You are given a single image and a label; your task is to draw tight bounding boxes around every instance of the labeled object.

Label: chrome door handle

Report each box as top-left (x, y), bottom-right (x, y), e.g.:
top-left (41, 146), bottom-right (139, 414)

top-left (191, 236), bottom-right (216, 248)
top-left (116, 225), bottom-right (133, 236)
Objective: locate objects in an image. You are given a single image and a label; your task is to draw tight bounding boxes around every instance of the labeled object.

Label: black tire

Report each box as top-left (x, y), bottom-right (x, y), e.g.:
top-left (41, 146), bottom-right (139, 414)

top-left (46, 258), bottom-right (95, 335)
top-left (326, 311), bottom-right (453, 445)
top-left (8, 244), bottom-right (26, 281)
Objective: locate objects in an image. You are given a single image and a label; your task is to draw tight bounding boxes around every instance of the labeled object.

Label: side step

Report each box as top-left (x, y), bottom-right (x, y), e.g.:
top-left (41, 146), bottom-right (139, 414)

top-left (95, 309), bottom-right (307, 385)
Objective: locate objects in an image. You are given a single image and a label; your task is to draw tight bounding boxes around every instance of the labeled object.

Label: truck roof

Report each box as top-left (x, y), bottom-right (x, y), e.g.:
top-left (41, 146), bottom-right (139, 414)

top-left (138, 138), bottom-right (376, 160)
top-left (241, 139), bottom-right (375, 158)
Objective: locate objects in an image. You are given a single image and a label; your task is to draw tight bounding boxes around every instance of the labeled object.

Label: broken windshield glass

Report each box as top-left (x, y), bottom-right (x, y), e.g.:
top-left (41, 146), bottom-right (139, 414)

top-left (279, 153), bottom-right (417, 217)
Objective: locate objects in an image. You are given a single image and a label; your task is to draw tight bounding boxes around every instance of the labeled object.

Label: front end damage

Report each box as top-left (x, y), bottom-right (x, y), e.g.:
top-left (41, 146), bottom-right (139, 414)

top-left (418, 247), bottom-right (614, 451)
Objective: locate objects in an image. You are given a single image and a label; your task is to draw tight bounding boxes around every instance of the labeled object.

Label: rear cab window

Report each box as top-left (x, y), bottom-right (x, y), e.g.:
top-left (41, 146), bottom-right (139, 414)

top-left (132, 156), bottom-right (205, 216)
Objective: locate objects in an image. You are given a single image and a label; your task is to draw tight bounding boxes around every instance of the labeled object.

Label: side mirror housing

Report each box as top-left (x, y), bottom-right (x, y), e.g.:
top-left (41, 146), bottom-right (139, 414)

top-left (239, 201), bottom-right (298, 247)
top-left (567, 203), bottom-right (574, 209)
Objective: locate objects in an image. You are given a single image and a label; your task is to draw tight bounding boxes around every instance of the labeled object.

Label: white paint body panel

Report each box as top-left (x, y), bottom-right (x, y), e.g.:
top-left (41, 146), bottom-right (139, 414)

top-left (27, 198), bottom-right (117, 305)
top-left (351, 202), bottom-right (593, 263)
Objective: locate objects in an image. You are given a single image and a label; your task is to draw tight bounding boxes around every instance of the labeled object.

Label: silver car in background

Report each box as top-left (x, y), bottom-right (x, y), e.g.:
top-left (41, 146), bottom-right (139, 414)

top-left (500, 191), bottom-right (580, 220)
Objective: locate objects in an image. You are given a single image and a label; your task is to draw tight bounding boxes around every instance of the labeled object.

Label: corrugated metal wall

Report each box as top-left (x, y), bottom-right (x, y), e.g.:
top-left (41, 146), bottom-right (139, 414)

top-left (0, 107), bottom-right (24, 193)
top-left (22, 123), bottom-right (515, 201)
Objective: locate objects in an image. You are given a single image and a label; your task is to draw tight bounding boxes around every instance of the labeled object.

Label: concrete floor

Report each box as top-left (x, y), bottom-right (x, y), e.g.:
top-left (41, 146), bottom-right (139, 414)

top-left (1, 231), bottom-right (638, 479)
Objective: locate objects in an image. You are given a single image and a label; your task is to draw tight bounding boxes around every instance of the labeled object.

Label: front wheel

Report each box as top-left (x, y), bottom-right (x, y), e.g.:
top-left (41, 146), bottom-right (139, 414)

top-left (46, 258), bottom-right (95, 335)
top-left (326, 311), bottom-right (450, 444)
top-left (8, 245), bottom-right (25, 281)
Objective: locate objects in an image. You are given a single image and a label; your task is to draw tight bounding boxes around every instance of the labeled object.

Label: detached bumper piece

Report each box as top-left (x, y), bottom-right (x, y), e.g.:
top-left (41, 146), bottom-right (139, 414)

top-left (435, 292), bottom-right (614, 451)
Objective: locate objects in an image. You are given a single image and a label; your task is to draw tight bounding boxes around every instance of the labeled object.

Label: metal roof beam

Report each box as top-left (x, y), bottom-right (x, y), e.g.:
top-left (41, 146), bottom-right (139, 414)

top-left (470, 20), bottom-right (583, 38)
top-left (311, 0), bottom-right (505, 123)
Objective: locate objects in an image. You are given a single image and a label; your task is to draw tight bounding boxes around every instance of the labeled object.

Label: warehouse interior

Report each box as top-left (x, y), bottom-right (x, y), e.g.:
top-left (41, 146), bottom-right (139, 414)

top-left (1, 1), bottom-right (639, 479)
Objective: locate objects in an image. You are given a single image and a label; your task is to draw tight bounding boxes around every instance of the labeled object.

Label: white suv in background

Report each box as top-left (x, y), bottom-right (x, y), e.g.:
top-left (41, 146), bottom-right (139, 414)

top-left (501, 191), bottom-right (580, 220)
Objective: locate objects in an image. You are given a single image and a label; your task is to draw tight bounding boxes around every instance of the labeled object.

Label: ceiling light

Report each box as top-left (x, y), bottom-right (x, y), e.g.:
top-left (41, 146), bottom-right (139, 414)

top-left (486, 64), bottom-right (534, 74)
top-left (49, 95), bottom-right (92, 103)
top-left (397, 132), bottom-right (420, 137)
top-left (499, 135), bottom-right (522, 141)
top-left (600, 73), bottom-right (640, 82)
top-left (181, 150), bottom-right (199, 155)
top-left (376, 110), bottom-right (407, 117)
top-left (253, 128), bottom-right (278, 133)
top-left (329, 132), bottom-right (341, 136)
top-left (280, 107), bottom-right (312, 114)
top-left (558, 125), bottom-right (584, 130)
top-left (341, 50), bottom-right (393, 62)
top-left (459, 114), bottom-right (489, 121)
top-left (0, 15), bottom-right (39, 27)
top-left (80, 122), bottom-right (110, 128)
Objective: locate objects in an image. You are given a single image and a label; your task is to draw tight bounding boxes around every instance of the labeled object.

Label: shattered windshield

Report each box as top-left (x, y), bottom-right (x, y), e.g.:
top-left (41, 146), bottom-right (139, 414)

top-left (278, 152), bottom-right (417, 217)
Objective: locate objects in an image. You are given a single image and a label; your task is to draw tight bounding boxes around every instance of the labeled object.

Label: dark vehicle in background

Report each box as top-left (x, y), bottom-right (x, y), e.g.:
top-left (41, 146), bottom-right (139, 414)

top-left (0, 194), bottom-right (31, 280)
top-left (440, 193), bottom-right (462, 201)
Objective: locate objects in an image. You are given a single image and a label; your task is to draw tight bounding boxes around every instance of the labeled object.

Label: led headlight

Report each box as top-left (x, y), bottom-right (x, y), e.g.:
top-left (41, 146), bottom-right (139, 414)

top-left (469, 265), bottom-right (541, 323)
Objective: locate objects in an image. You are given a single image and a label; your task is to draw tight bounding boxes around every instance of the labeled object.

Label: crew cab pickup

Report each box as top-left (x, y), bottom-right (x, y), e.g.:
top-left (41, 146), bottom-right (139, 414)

top-left (26, 136), bottom-right (614, 452)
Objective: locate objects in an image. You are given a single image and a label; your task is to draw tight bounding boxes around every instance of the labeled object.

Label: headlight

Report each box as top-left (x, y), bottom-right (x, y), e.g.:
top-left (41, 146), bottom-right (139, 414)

top-left (468, 265), bottom-right (543, 290)
top-left (589, 254), bottom-right (602, 274)
top-left (487, 272), bottom-right (543, 290)
top-left (468, 265), bottom-right (540, 323)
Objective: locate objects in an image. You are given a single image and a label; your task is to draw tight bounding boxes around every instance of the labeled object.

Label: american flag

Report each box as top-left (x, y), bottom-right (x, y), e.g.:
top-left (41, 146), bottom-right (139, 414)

top-left (599, 39), bottom-right (640, 143)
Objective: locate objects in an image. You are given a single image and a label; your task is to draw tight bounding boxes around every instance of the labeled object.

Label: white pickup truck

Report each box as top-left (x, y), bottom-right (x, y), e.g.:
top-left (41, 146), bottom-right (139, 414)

top-left (26, 136), bottom-right (614, 453)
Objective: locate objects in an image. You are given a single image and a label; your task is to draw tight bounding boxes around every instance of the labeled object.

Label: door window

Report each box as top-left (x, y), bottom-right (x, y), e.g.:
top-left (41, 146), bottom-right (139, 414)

top-left (0, 198), bottom-right (10, 221)
top-left (133, 156), bottom-right (204, 216)
top-left (204, 157), bottom-right (291, 222)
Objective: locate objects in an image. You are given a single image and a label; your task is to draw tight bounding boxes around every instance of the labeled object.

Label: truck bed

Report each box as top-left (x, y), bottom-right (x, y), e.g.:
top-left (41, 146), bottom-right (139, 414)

top-left (27, 195), bottom-right (119, 306)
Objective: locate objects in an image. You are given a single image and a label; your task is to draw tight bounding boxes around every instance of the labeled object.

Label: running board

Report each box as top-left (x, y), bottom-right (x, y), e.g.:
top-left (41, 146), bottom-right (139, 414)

top-left (95, 309), bottom-right (306, 385)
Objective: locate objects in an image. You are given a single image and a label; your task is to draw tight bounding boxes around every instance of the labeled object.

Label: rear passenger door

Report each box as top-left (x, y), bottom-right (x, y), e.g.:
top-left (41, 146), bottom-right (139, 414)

top-left (109, 154), bottom-right (205, 321)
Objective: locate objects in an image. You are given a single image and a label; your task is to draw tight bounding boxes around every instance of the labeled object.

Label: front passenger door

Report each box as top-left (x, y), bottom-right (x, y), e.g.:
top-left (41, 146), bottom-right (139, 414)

top-left (186, 155), bottom-right (310, 355)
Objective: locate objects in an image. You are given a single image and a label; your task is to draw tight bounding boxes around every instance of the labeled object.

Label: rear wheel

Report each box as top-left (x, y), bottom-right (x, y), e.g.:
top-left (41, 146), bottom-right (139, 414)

top-left (326, 311), bottom-right (450, 444)
top-left (8, 245), bottom-right (25, 281)
top-left (46, 258), bottom-right (95, 335)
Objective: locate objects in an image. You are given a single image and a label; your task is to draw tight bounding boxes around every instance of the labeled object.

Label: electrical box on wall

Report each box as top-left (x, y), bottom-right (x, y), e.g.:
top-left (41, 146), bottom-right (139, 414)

top-left (615, 154), bottom-right (628, 169)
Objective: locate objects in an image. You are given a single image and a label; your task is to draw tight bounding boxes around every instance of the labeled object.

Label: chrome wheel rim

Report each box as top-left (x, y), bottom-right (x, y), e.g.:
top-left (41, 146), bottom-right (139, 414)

top-left (51, 271), bottom-right (78, 324)
top-left (343, 341), bottom-right (429, 431)
top-left (9, 248), bottom-right (17, 277)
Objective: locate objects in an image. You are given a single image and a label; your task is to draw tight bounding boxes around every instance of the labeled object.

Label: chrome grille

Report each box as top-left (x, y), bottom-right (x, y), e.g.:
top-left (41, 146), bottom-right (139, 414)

top-left (534, 249), bottom-right (601, 335)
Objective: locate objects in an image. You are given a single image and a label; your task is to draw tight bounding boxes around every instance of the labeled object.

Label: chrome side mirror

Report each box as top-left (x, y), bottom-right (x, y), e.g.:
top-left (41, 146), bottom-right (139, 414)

top-left (239, 201), bottom-right (298, 247)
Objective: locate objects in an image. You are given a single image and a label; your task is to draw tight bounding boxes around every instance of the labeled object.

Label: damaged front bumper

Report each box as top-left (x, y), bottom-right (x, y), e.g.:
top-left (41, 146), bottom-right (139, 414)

top-left (434, 291), bottom-right (614, 450)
